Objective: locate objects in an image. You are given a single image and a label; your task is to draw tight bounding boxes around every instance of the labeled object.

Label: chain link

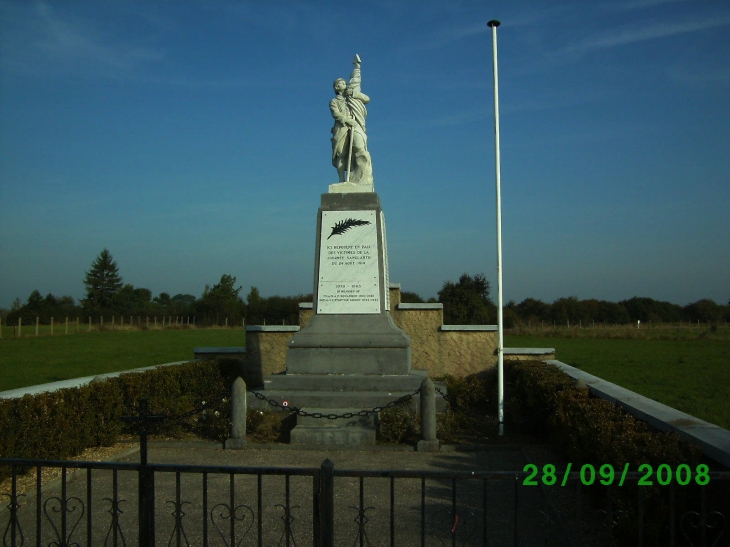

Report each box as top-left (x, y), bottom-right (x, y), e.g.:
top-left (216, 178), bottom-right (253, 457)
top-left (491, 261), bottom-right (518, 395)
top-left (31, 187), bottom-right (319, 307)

top-left (435, 386), bottom-right (493, 420)
top-left (247, 388), bottom-right (420, 419)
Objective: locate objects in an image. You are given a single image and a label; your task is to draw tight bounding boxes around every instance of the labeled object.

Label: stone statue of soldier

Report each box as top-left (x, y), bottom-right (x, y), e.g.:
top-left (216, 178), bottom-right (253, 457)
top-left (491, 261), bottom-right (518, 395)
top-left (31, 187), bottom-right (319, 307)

top-left (330, 54), bottom-right (373, 186)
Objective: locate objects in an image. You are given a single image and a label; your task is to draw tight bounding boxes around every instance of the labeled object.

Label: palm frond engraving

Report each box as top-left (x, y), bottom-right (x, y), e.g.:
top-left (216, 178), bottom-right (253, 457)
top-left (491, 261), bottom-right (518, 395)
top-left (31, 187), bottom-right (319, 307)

top-left (327, 218), bottom-right (371, 239)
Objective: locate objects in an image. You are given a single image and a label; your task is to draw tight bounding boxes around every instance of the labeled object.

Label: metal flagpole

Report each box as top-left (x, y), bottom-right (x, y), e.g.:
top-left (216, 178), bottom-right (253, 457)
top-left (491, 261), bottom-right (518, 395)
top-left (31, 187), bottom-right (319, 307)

top-left (487, 19), bottom-right (505, 436)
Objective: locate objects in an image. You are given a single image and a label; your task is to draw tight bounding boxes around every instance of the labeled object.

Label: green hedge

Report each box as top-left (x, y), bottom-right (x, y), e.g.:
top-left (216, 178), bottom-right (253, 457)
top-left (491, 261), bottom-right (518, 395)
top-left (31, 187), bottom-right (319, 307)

top-left (506, 360), bottom-right (701, 468)
top-left (507, 360), bottom-right (705, 545)
top-left (0, 360), bottom-right (235, 480)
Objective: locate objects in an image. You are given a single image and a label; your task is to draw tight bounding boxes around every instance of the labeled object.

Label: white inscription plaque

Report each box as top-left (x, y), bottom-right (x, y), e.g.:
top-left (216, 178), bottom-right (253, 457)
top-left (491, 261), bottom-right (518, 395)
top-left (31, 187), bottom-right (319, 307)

top-left (317, 210), bottom-right (381, 314)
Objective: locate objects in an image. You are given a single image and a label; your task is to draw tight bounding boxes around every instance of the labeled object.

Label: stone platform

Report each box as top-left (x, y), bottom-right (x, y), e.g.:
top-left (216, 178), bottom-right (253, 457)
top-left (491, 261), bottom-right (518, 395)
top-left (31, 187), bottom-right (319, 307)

top-left (250, 370), bottom-right (449, 446)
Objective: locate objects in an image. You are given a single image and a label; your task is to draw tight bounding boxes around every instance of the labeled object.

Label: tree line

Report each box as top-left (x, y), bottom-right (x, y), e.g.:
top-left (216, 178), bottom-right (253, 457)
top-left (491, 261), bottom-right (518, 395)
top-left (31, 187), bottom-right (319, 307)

top-left (2, 251), bottom-right (728, 328)
top-left (428, 273), bottom-right (729, 327)
top-left (2, 249), bottom-right (310, 326)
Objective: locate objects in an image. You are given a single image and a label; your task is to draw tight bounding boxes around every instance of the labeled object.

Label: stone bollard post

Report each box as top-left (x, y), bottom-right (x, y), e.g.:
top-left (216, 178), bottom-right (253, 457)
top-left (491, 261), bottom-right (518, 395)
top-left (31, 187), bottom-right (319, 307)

top-left (225, 377), bottom-right (247, 449)
top-left (417, 377), bottom-right (440, 452)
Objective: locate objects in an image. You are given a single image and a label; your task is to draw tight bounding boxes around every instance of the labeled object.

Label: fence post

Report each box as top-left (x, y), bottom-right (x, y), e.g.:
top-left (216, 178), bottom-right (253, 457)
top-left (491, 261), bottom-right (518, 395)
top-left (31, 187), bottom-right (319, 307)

top-left (35, 317), bottom-right (39, 336)
top-left (119, 399), bottom-right (165, 547)
top-left (112, 316), bottom-right (115, 329)
top-left (225, 377), bottom-right (247, 449)
top-left (320, 459), bottom-right (334, 547)
top-left (417, 378), bottom-right (440, 452)
top-left (65, 317), bottom-right (68, 335)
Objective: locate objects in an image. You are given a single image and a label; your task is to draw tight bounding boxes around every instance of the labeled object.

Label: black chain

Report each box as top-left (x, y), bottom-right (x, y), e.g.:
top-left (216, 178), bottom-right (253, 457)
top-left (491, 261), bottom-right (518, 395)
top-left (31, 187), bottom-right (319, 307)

top-left (247, 388), bottom-right (420, 419)
top-left (435, 386), bottom-right (458, 407)
top-left (435, 386), bottom-right (494, 420)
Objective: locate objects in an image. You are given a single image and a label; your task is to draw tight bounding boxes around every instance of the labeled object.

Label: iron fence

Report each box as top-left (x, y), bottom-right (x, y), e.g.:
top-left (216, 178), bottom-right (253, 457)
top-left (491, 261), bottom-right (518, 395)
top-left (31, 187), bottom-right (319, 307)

top-left (2, 455), bottom-right (728, 547)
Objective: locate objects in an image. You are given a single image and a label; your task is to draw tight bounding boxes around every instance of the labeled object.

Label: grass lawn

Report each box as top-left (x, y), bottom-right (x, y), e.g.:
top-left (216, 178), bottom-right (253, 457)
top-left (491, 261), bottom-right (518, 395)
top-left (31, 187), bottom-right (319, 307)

top-left (505, 334), bottom-right (730, 430)
top-left (0, 328), bottom-right (246, 392)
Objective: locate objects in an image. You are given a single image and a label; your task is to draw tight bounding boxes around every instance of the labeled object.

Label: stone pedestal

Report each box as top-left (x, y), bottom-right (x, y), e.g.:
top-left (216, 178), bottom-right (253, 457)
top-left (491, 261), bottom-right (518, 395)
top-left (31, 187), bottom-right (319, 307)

top-left (251, 191), bottom-right (446, 446)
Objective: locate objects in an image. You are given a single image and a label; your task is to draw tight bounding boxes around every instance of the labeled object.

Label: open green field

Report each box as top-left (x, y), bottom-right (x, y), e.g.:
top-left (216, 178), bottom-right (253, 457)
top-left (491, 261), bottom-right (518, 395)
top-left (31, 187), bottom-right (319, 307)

top-left (0, 328), bottom-right (245, 392)
top-left (505, 334), bottom-right (730, 430)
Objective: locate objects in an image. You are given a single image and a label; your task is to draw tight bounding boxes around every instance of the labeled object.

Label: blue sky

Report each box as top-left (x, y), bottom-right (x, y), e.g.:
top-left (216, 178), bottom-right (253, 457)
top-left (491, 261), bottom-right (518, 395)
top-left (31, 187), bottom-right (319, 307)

top-left (1, 0), bottom-right (728, 308)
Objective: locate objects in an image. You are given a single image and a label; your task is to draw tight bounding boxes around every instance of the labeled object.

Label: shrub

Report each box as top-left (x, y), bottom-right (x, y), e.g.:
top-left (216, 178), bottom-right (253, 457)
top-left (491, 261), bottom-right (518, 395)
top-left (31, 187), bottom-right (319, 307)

top-left (378, 406), bottom-right (419, 444)
top-left (0, 360), bottom-right (233, 481)
top-left (506, 360), bottom-right (705, 546)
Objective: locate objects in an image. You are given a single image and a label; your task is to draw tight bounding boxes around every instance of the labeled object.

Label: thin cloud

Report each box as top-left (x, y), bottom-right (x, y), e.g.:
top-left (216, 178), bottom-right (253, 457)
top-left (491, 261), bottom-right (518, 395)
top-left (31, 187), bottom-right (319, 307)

top-left (2, 1), bottom-right (164, 79)
top-left (609, 0), bottom-right (689, 10)
top-left (570, 15), bottom-right (730, 52)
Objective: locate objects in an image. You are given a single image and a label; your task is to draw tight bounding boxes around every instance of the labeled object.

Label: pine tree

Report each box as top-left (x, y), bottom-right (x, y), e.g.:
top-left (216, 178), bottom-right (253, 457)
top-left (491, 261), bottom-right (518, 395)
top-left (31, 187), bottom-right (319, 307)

top-left (83, 248), bottom-right (123, 312)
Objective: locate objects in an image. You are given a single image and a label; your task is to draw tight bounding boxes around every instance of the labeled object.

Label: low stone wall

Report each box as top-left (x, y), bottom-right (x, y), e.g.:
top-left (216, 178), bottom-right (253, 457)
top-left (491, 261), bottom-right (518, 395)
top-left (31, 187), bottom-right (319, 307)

top-left (392, 304), bottom-right (444, 373)
top-left (437, 326), bottom-right (499, 377)
top-left (245, 326), bottom-right (298, 386)
top-left (243, 286), bottom-right (554, 381)
top-left (504, 348), bottom-right (556, 361)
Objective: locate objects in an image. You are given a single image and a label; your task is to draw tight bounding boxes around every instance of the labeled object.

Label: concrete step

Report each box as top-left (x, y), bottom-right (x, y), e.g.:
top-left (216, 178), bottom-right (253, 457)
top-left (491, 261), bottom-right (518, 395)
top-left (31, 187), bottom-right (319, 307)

top-left (263, 372), bottom-right (431, 392)
top-left (295, 408), bottom-right (376, 427)
top-left (290, 425), bottom-right (376, 446)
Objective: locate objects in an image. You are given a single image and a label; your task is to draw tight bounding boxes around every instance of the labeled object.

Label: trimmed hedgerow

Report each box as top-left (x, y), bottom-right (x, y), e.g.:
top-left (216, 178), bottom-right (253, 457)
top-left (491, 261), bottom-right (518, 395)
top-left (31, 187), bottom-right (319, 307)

top-left (506, 360), bottom-right (701, 468)
top-left (0, 360), bottom-right (234, 481)
top-left (507, 360), bottom-right (706, 546)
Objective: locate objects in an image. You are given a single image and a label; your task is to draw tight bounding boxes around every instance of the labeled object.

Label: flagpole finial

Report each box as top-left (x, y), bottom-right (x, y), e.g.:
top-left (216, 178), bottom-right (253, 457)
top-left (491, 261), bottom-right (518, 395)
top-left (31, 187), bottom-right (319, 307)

top-left (487, 20), bottom-right (500, 28)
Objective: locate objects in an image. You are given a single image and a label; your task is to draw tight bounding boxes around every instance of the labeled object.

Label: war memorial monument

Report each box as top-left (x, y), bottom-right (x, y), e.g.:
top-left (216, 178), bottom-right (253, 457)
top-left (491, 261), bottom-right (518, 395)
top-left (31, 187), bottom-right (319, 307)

top-left (245, 55), bottom-right (445, 448)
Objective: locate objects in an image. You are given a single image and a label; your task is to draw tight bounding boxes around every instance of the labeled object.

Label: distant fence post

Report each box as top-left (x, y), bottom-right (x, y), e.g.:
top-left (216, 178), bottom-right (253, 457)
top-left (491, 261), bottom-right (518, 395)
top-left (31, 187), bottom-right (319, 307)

top-left (121, 316), bottom-right (124, 327)
top-left (35, 317), bottom-right (39, 336)
top-left (65, 317), bottom-right (68, 335)
top-left (18, 318), bottom-right (21, 337)
top-left (76, 317), bottom-right (79, 334)
top-left (225, 317), bottom-right (228, 327)
top-left (112, 316), bottom-right (115, 329)
top-left (88, 316), bottom-right (92, 332)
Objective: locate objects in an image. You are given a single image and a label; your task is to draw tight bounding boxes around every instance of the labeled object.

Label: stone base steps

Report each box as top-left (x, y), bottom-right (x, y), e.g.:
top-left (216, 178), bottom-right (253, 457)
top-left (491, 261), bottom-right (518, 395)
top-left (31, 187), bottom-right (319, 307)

top-left (290, 407), bottom-right (378, 446)
top-left (263, 370), bottom-right (430, 392)
top-left (290, 424), bottom-right (376, 446)
top-left (250, 372), bottom-right (449, 446)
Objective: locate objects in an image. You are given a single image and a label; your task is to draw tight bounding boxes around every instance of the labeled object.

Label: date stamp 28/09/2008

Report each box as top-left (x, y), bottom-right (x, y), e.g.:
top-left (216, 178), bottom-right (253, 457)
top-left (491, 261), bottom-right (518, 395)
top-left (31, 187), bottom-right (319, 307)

top-left (522, 463), bottom-right (710, 487)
